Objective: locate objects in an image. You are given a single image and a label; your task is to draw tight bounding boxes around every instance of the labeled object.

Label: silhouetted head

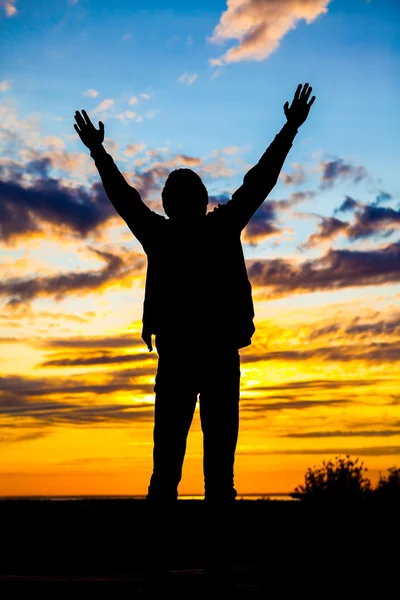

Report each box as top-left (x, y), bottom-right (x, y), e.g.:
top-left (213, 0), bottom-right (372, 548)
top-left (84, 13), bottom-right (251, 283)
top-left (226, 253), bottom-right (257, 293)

top-left (161, 168), bottom-right (208, 220)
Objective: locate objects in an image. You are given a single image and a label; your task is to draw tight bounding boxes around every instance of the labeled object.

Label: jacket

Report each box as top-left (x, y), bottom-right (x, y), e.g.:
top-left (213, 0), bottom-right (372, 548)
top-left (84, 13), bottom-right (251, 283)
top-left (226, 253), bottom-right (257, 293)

top-left (91, 122), bottom-right (298, 351)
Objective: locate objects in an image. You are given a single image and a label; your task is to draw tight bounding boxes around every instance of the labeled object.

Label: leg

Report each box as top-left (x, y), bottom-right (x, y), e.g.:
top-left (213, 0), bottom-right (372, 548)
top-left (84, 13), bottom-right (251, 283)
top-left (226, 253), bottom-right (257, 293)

top-left (144, 337), bottom-right (198, 580)
top-left (147, 339), bottom-right (198, 502)
top-left (199, 347), bottom-right (241, 577)
top-left (199, 347), bottom-right (240, 503)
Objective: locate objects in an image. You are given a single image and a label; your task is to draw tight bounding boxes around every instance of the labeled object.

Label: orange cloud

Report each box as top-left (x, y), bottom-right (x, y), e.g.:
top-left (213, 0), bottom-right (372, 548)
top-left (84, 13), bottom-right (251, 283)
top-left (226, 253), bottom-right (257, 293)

top-left (154, 154), bottom-right (202, 169)
top-left (0, 0), bottom-right (17, 17)
top-left (124, 143), bottom-right (146, 156)
top-left (0, 248), bottom-right (145, 306)
top-left (210, 0), bottom-right (331, 65)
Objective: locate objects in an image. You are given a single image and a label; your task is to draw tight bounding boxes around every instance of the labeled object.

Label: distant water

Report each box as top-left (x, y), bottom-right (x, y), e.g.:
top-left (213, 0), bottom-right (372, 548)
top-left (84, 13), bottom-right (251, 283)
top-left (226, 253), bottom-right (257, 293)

top-left (0, 494), bottom-right (295, 501)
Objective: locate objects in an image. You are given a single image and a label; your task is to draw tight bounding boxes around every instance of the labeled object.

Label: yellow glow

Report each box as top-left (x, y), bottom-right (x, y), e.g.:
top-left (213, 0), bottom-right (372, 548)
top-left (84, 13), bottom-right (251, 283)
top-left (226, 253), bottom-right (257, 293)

top-left (1, 239), bottom-right (400, 496)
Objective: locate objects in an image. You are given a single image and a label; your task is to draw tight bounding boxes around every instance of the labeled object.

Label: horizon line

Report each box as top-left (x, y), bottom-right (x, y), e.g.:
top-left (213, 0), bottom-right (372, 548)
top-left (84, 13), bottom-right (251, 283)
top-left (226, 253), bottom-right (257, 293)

top-left (0, 492), bottom-right (293, 499)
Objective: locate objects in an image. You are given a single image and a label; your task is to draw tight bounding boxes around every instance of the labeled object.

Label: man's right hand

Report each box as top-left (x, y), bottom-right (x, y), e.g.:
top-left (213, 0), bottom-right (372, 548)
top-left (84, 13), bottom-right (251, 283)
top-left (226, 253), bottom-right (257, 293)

top-left (74, 109), bottom-right (105, 151)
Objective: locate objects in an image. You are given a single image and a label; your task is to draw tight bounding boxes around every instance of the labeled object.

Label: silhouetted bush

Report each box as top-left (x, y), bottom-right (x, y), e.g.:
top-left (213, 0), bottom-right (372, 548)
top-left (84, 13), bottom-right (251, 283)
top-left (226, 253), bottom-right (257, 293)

top-left (375, 466), bottom-right (400, 501)
top-left (290, 455), bottom-right (372, 504)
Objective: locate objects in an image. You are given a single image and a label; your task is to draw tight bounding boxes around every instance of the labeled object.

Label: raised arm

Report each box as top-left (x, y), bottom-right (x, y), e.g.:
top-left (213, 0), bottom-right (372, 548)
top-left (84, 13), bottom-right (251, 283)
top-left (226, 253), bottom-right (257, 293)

top-left (74, 110), bottom-right (156, 244)
top-left (219, 83), bottom-right (316, 231)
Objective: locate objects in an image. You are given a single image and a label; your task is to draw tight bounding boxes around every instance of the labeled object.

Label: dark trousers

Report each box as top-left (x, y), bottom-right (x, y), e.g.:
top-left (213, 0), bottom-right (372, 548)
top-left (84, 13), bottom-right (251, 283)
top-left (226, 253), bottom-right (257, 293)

top-left (147, 333), bottom-right (241, 503)
top-left (144, 333), bottom-right (241, 574)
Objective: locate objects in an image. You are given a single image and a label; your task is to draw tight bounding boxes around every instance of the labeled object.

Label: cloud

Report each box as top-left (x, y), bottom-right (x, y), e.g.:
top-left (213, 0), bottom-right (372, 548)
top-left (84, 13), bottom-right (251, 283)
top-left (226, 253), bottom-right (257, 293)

top-left (319, 158), bottom-right (367, 189)
top-left (162, 154), bottom-right (202, 168)
top-left (130, 166), bottom-right (170, 200)
top-left (284, 429), bottom-right (400, 438)
top-left (0, 428), bottom-right (48, 444)
top-left (206, 190), bottom-right (312, 245)
top-left (0, 367), bottom-right (155, 401)
top-left (242, 341), bottom-right (400, 364)
top-left (177, 72), bottom-right (198, 85)
top-left (140, 93), bottom-right (151, 100)
top-left (116, 110), bottom-right (136, 121)
top-left (36, 310), bottom-right (92, 324)
top-left (307, 197), bottom-right (400, 247)
top-left (374, 191), bottom-right (393, 206)
top-left (200, 157), bottom-right (234, 179)
top-left (301, 216), bottom-right (349, 248)
top-left (306, 323), bottom-right (342, 341)
top-left (334, 195), bottom-right (359, 214)
top-left (237, 446), bottom-right (400, 456)
top-left (270, 191), bottom-right (314, 212)
top-left (280, 163), bottom-right (305, 186)
top-left (92, 99), bottom-right (114, 114)
top-left (0, 367), bottom-right (157, 433)
top-left (0, 103), bottom-right (96, 183)
top-left (347, 204), bottom-right (400, 241)
top-left (241, 398), bottom-right (350, 413)
top-left (221, 146), bottom-right (241, 155)
top-left (242, 202), bottom-right (282, 245)
top-left (0, 0), bottom-right (17, 17)
top-left (209, 0), bottom-right (331, 65)
top-left (247, 241), bottom-right (400, 298)
top-left (247, 378), bottom-right (380, 392)
top-left (82, 89), bottom-right (99, 98)
top-left (39, 352), bottom-right (156, 368)
top-left (0, 247), bottom-right (145, 306)
top-left (210, 68), bottom-right (223, 80)
top-left (122, 33), bottom-right (133, 40)
top-left (0, 393), bottom-right (154, 427)
top-left (242, 191), bottom-right (313, 245)
top-left (0, 80), bottom-right (12, 92)
top-left (38, 333), bottom-right (144, 350)
top-left (129, 96), bottom-right (139, 105)
top-left (345, 316), bottom-right (400, 338)
top-left (0, 158), bottom-right (115, 243)
top-left (124, 143), bottom-right (146, 156)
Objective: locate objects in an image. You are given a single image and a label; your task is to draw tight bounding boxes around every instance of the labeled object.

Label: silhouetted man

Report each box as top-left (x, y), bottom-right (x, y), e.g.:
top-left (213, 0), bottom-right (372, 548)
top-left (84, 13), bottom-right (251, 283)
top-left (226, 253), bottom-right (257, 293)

top-left (74, 82), bottom-right (315, 597)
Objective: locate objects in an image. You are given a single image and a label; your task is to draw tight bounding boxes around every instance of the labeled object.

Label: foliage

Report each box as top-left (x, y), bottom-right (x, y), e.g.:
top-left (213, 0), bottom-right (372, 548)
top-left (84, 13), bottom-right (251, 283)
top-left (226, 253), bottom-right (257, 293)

top-left (291, 455), bottom-right (372, 502)
top-left (375, 466), bottom-right (400, 500)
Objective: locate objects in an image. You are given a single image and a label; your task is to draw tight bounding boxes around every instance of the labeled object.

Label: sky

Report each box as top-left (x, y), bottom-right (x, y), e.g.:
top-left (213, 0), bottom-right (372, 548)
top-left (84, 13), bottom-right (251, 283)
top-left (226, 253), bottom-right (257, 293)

top-left (0, 0), bottom-right (400, 496)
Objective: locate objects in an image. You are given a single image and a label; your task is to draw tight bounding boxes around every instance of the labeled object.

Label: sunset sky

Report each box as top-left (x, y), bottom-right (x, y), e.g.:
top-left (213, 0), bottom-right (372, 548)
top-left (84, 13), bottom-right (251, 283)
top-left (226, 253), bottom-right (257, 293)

top-left (1, 0), bottom-right (399, 496)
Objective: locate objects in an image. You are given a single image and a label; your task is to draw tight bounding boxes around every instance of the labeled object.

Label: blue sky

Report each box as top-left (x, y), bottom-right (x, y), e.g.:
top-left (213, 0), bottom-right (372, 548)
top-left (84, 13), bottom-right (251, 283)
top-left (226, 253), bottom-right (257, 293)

top-left (2, 0), bottom-right (399, 175)
top-left (2, 0), bottom-right (399, 243)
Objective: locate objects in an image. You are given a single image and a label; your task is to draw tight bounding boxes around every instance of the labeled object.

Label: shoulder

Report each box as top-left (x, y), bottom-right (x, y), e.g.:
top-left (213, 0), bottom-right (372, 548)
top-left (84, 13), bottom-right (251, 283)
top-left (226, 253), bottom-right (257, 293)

top-left (206, 203), bottom-right (243, 239)
top-left (206, 203), bottom-right (230, 222)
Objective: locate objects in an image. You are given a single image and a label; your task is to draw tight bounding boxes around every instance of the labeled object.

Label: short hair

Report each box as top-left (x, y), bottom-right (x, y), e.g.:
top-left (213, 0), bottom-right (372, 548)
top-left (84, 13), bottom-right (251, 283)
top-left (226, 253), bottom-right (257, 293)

top-left (161, 168), bottom-right (208, 218)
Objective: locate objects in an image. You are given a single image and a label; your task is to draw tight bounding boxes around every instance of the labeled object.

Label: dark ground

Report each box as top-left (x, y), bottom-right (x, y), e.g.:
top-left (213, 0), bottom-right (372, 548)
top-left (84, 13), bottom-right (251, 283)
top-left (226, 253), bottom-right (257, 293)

top-left (1, 498), bottom-right (398, 597)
